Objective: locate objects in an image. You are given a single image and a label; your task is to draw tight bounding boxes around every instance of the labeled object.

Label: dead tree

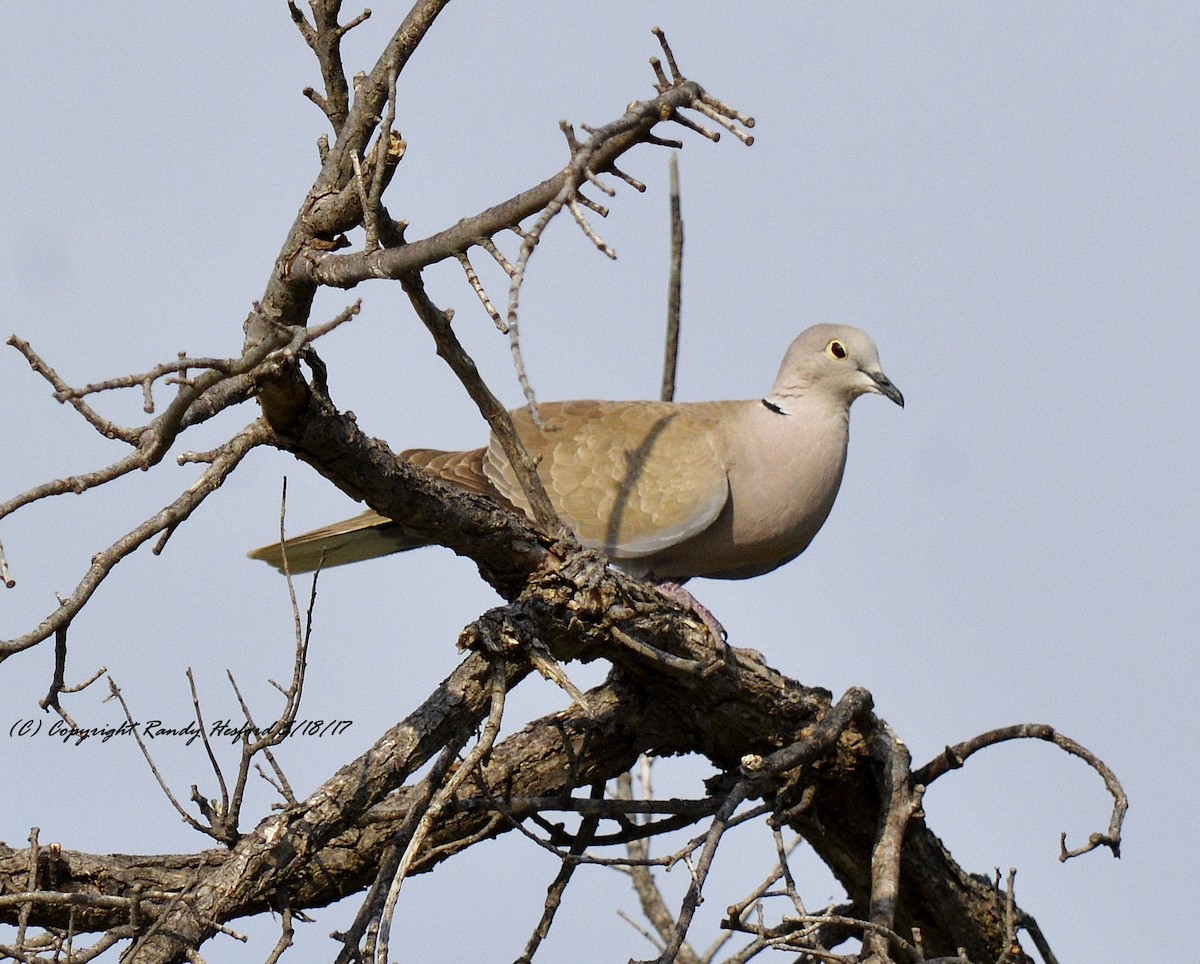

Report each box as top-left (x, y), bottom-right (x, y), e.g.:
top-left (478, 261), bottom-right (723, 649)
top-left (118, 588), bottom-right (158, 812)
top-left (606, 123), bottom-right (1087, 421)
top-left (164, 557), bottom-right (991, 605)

top-left (0, 4), bottom-right (1124, 963)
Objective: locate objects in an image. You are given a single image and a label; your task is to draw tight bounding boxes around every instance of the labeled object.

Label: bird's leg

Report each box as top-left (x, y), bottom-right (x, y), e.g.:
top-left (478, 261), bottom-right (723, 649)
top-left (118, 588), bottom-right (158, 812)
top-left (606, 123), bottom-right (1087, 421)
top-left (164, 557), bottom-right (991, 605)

top-left (649, 579), bottom-right (729, 664)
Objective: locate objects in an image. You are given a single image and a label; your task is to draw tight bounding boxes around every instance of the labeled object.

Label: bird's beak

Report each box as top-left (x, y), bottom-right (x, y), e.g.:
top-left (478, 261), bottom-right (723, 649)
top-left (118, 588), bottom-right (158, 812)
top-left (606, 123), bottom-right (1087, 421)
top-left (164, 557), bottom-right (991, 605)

top-left (868, 370), bottom-right (904, 407)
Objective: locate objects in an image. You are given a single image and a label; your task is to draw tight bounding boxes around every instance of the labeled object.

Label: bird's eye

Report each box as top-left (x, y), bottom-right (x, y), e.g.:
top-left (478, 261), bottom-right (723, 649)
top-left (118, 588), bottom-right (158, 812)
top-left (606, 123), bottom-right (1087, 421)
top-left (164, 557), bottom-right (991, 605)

top-left (827, 340), bottom-right (847, 360)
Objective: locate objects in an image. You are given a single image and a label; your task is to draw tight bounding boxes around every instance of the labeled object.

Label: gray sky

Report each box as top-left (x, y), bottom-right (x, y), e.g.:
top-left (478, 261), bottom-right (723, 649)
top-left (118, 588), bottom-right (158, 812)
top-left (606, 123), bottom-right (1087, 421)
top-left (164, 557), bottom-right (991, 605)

top-left (2, 3), bottom-right (1196, 961)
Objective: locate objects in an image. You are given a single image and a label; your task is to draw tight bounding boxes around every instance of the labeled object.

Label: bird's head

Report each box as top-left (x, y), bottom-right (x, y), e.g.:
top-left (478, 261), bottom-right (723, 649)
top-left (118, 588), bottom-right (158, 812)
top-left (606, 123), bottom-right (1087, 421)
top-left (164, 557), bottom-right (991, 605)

top-left (767, 324), bottom-right (904, 411)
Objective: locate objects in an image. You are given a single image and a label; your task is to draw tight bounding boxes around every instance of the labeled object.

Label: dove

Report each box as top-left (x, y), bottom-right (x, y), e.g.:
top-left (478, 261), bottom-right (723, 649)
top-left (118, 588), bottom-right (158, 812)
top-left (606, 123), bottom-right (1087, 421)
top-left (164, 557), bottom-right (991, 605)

top-left (250, 325), bottom-right (902, 581)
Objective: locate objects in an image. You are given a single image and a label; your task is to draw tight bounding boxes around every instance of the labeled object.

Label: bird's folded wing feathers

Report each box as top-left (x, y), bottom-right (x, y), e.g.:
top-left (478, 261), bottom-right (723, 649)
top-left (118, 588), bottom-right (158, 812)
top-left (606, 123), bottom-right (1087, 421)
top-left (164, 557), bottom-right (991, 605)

top-left (484, 400), bottom-right (731, 559)
top-left (401, 447), bottom-right (498, 500)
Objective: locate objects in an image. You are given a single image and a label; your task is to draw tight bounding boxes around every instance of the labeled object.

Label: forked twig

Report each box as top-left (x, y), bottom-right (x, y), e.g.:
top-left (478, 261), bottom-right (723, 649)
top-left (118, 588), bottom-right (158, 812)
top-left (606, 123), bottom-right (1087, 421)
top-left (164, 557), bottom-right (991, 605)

top-left (1, 421), bottom-right (272, 662)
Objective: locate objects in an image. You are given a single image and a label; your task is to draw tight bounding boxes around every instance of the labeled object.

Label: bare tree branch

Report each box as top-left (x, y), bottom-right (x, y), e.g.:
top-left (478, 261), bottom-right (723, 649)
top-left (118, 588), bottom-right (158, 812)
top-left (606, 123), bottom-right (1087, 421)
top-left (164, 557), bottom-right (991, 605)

top-left (400, 274), bottom-right (564, 534)
top-left (0, 421), bottom-right (271, 661)
top-left (662, 153), bottom-right (683, 403)
top-left (914, 723), bottom-right (1127, 860)
top-left (286, 73), bottom-right (751, 293)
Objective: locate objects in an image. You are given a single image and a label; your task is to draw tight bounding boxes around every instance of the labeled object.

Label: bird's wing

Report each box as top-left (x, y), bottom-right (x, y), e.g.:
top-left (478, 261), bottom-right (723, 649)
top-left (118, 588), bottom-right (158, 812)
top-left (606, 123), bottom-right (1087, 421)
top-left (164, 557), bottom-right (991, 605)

top-left (483, 400), bottom-right (731, 559)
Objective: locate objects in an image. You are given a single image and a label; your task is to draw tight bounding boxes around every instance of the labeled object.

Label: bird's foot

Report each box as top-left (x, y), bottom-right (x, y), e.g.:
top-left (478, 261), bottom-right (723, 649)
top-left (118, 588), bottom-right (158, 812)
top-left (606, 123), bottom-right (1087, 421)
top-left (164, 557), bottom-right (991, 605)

top-left (651, 580), bottom-right (729, 670)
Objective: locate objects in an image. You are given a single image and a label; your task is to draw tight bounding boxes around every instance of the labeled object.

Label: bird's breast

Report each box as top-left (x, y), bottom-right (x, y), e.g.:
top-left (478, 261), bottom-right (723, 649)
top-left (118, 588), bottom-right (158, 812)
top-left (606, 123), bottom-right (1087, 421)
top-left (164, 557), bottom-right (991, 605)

top-left (704, 404), bottom-right (850, 578)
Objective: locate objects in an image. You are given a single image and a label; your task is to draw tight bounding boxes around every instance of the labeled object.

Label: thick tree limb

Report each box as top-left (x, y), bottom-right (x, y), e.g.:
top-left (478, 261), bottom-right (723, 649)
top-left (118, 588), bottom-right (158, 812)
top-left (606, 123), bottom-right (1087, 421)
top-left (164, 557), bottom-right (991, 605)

top-left (1, 634), bottom-right (1059, 961)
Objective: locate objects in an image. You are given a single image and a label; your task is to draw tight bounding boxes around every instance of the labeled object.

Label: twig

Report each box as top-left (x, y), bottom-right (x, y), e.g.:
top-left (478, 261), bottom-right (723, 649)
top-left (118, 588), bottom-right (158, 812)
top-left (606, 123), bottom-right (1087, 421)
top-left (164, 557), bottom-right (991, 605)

top-left (38, 622), bottom-right (105, 718)
top-left (862, 720), bottom-right (919, 961)
top-left (1017, 911), bottom-right (1060, 964)
top-left (332, 747), bottom-right (466, 964)
top-left (367, 66), bottom-right (402, 247)
top-left (262, 895), bottom-right (295, 964)
top-left (106, 677), bottom-right (212, 837)
top-left (617, 771), bottom-right (701, 964)
top-left (484, 791), bottom-right (742, 870)
top-left (6, 334), bottom-right (140, 443)
top-left (515, 782), bottom-right (606, 963)
top-left (567, 197), bottom-right (616, 257)
top-left (0, 536), bottom-right (13, 588)
top-left (350, 152), bottom-right (376, 250)
top-left (400, 273), bottom-right (562, 534)
top-left (693, 99), bottom-right (755, 145)
top-left (608, 627), bottom-right (713, 677)
top-left (666, 110), bottom-right (720, 143)
top-left (16, 827), bottom-right (39, 951)
top-left (527, 642), bottom-right (593, 717)
top-left (698, 92), bottom-right (756, 138)
top-left (607, 163), bottom-right (647, 193)
top-left (913, 723), bottom-right (1127, 860)
top-left (643, 778), bottom-right (746, 964)
top-left (479, 237), bottom-right (515, 276)
top-left (717, 826), bottom-right (816, 962)
top-left (49, 355), bottom-right (242, 405)
top-left (0, 420), bottom-right (272, 662)
top-left (725, 912), bottom-right (911, 961)
top-left (651, 28), bottom-right (683, 85)
top-left (217, 481), bottom-right (317, 825)
top-left (287, 0), bottom-right (374, 131)
top-left (185, 667), bottom-right (234, 843)
top-left (633, 691), bottom-right (870, 964)
top-left (1, 306), bottom-right (355, 525)
top-left (441, 795), bottom-right (719, 820)
top-left (456, 251), bottom-right (507, 332)
top-left (995, 868), bottom-right (1023, 964)
top-left (619, 909), bottom-right (667, 953)
top-left (299, 32), bottom-right (753, 296)
top-left (662, 153), bottom-right (683, 403)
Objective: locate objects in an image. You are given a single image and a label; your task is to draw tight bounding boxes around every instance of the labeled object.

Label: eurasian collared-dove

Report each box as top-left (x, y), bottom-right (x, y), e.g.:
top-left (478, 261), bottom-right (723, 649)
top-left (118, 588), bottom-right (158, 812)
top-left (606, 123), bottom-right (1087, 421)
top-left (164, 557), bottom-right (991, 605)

top-left (250, 325), bottom-right (902, 580)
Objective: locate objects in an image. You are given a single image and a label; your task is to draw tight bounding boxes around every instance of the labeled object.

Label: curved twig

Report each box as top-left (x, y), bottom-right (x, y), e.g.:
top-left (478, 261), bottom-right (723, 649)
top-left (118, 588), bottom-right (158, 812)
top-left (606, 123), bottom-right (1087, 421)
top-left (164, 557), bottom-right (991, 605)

top-left (914, 723), bottom-right (1126, 859)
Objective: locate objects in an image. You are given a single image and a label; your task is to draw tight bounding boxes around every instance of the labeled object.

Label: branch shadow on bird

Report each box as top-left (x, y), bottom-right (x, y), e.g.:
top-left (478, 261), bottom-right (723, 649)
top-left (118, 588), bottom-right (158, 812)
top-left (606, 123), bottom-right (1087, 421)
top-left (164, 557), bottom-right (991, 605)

top-left (603, 412), bottom-right (677, 561)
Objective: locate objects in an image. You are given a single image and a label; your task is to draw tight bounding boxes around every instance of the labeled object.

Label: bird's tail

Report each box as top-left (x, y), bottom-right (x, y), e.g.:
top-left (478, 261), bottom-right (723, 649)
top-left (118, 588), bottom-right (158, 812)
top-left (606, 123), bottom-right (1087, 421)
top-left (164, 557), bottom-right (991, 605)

top-left (248, 446), bottom-right (496, 573)
top-left (247, 510), bottom-right (428, 573)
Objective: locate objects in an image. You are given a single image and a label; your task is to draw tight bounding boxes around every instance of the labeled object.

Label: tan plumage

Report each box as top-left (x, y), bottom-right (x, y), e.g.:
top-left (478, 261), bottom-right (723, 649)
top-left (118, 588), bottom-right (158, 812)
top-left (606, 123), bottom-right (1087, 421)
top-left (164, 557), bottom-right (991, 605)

top-left (249, 325), bottom-right (903, 580)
